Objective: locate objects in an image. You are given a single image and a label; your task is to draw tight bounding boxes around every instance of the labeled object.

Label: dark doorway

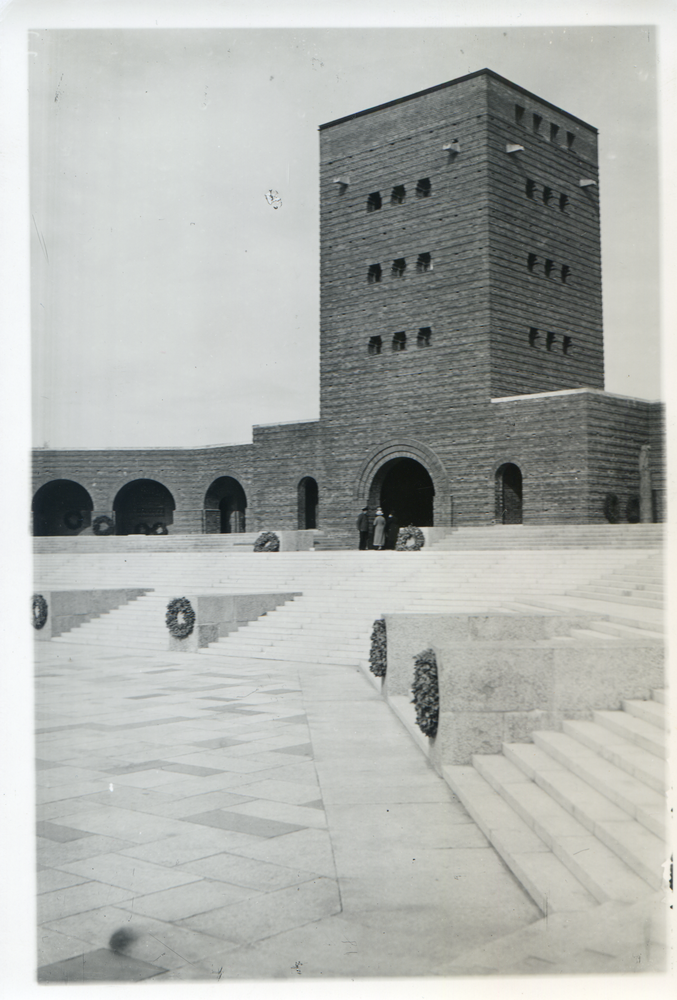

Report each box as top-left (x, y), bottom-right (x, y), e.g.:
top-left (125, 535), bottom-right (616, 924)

top-left (371, 458), bottom-right (435, 526)
top-left (32, 480), bottom-right (93, 536)
top-left (204, 477), bottom-right (247, 533)
top-left (495, 463), bottom-right (523, 524)
top-left (298, 477), bottom-right (319, 529)
top-left (113, 480), bottom-right (175, 535)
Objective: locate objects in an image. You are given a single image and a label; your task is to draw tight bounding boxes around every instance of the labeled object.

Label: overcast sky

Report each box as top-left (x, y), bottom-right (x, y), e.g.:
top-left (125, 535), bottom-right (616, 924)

top-left (29, 24), bottom-right (661, 449)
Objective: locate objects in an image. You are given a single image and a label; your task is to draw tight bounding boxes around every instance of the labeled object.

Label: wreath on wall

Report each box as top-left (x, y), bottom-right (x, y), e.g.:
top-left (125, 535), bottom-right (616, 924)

top-left (32, 594), bottom-right (48, 630)
top-left (395, 524), bottom-right (425, 551)
top-left (93, 515), bottom-right (115, 536)
top-left (411, 648), bottom-right (439, 738)
top-left (64, 510), bottom-right (84, 531)
top-left (165, 597), bottom-right (195, 639)
top-left (368, 619), bottom-right (387, 677)
top-left (603, 493), bottom-right (620, 524)
top-left (254, 531), bottom-right (280, 552)
top-left (151, 523), bottom-right (168, 535)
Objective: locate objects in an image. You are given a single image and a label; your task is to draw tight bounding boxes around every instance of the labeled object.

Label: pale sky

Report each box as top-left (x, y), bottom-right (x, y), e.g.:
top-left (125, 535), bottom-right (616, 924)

top-left (30, 23), bottom-right (662, 449)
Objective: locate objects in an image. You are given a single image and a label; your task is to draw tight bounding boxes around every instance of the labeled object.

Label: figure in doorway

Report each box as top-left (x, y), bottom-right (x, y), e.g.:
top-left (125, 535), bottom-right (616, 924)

top-left (356, 507), bottom-right (370, 550)
top-left (372, 508), bottom-right (387, 550)
top-left (385, 511), bottom-right (399, 549)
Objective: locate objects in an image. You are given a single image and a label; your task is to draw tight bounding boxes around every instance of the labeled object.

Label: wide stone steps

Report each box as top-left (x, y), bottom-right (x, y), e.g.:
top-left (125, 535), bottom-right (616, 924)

top-left (431, 524), bottom-right (663, 550)
top-left (444, 693), bottom-right (666, 915)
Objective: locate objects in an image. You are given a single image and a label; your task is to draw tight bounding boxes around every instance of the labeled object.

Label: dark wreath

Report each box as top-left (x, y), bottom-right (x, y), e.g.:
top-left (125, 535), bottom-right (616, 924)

top-left (369, 619), bottom-right (387, 677)
top-left (395, 524), bottom-right (425, 551)
top-left (93, 515), bottom-right (115, 536)
top-left (254, 531), bottom-right (280, 552)
top-left (32, 593), bottom-right (48, 630)
top-left (411, 648), bottom-right (439, 738)
top-left (64, 510), bottom-right (83, 531)
top-left (165, 597), bottom-right (196, 639)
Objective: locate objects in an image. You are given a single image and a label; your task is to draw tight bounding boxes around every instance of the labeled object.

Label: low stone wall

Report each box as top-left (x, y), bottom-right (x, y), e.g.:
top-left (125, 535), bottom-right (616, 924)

top-left (381, 612), bottom-right (664, 769)
top-left (168, 592), bottom-right (301, 652)
top-left (32, 589), bottom-right (149, 640)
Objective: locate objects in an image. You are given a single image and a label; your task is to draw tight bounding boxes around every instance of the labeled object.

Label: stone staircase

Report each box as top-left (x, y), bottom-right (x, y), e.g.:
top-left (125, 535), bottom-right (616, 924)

top-left (445, 691), bottom-right (667, 916)
top-left (431, 523), bottom-right (663, 549)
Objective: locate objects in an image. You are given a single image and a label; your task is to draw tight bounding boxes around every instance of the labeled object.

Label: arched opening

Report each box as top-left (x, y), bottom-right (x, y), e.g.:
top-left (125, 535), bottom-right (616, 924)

top-left (113, 479), bottom-right (175, 535)
top-left (204, 476), bottom-right (247, 534)
top-left (32, 480), bottom-right (93, 536)
top-left (297, 477), bottom-right (319, 529)
top-left (369, 458), bottom-right (435, 528)
top-left (495, 464), bottom-right (523, 524)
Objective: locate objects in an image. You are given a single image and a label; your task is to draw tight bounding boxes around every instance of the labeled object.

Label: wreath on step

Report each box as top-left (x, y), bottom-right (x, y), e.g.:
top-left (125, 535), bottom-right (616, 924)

top-left (369, 619), bottom-right (387, 677)
top-left (64, 510), bottom-right (84, 531)
top-left (151, 522), bottom-right (168, 535)
top-left (165, 597), bottom-right (195, 639)
top-left (396, 524), bottom-right (425, 551)
top-left (32, 593), bottom-right (48, 630)
top-left (254, 531), bottom-right (280, 552)
top-left (93, 515), bottom-right (115, 536)
top-left (411, 648), bottom-right (439, 738)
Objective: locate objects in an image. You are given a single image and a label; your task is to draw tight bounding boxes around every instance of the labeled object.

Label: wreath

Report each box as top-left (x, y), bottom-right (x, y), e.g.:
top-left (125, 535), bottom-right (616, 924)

top-left (151, 523), bottom-right (168, 535)
top-left (134, 522), bottom-right (150, 535)
top-left (368, 619), bottom-right (387, 677)
top-left (32, 593), bottom-right (48, 630)
top-left (64, 510), bottom-right (83, 531)
top-left (254, 531), bottom-right (280, 552)
top-left (165, 597), bottom-right (195, 639)
top-left (93, 515), bottom-right (115, 536)
top-left (411, 648), bottom-right (439, 738)
top-left (603, 493), bottom-right (620, 524)
top-left (395, 524), bottom-right (425, 551)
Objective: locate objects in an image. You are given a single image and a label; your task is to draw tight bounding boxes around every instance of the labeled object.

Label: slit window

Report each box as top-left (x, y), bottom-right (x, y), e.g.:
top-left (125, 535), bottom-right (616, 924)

top-left (559, 193), bottom-right (569, 212)
top-left (550, 123), bottom-right (560, 143)
top-left (368, 336), bottom-right (382, 355)
top-left (391, 185), bottom-right (406, 204)
top-left (391, 257), bottom-right (407, 278)
top-left (561, 264), bottom-right (570, 284)
top-left (528, 327), bottom-right (540, 347)
top-left (532, 113), bottom-right (542, 133)
top-left (546, 331), bottom-right (556, 351)
top-left (368, 263), bottom-right (382, 284)
top-left (566, 131), bottom-right (575, 149)
top-left (367, 191), bottom-right (382, 212)
top-left (543, 186), bottom-right (552, 205)
top-left (415, 177), bottom-right (432, 197)
top-left (562, 336), bottom-right (572, 355)
top-left (515, 104), bottom-right (525, 123)
top-left (526, 178), bottom-right (536, 199)
top-left (417, 327), bottom-right (432, 347)
top-left (416, 252), bottom-right (432, 272)
top-left (392, 331), bottom-right (407, 352)
top-left (544, 259), bottom-right (554, 277)
top-left (527, 253), bottom-right (538, 272)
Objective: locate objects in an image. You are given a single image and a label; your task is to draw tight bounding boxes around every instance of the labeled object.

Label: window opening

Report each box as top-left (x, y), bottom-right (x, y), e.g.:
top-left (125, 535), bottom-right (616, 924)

top-left (368, 336), bottom-right (382, 355)
top-left (415, 177), bottom-right (432, 197)
top-left (562, 336), bottom-right (572, 355)
top-left (391, 185), bottom-right (406, 204)
top-left (417, 327), bottom-right (432, 347)
top-left (550, 123), bottom-right (560, 143)
top-left (561, 264), bottom-right (570, 283)
top-left (528, 327), bottom-right (540, 347)
top-left (392, 332), bottom-right (407, 352)
top-left (515, 104), bottom-right (525, 123)
top-left (532, 113), bottom-right (542, 133)
top-left (526, 178), bottom-right (536, 199)
top-left (546, 332), bottom-right (556, 351)
top-left (527, 253), bottom-right (538, 272)
top-left (416, 252), bottom-right (432, 272)
top-left (368, 263), bottom-right (382, 284)
top-left (566, 131), bottom-right (575, 149)
top-left (559, 193), bottom-right (569, 212)
top-left (367, 191), bottom-right (382, 212)
top-left (391, 258), bottom-right (406, 278)
top-left (542, 186), bottom-right (552, 205)
top-left (544, 259), bottom-right (554, 277)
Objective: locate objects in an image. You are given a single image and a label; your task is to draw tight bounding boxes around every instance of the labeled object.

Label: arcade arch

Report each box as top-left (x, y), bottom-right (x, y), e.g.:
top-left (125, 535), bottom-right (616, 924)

top-left (204, 476), bottom-right (247, 533)
top-left (297, 477), bottom-right (319, 529)
top-left (32, 480), bottom-right (93, 536)
top-left (495, 463), bottom-right (523, 524)
top-left (356, 441), bottom-right (450, 527)
top-left (113, 479), bottom-right (175, 535)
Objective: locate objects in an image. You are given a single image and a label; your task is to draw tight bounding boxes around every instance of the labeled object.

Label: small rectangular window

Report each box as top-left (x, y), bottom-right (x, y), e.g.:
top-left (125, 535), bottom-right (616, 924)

top-left (391, 185), bottom-right (406, 204)
top-left (542, 186), bottom-right (552, 205)
top-left (562, 335), bottom-right (572, 355)
top-left (528, 327), bottom-right (540, 347)
top-left (561, 265), bottom-right (570, 284)
top-left (391, 258), bottom-right (406, 278)
top-left (417, 327), bottom-right (432, 347)
top-left (416, 252), bottom-right (432, 273)
top-left (515, 104), bottom-right (525, 124)
top-left (415, 178), bottom-right (432, 197)
top-left (392, 332), bottom-right (406, 352)
top-left (566, 131), bottom-right (575, 149)
top-left (532, 113), bottom-right (542, 133)
top-left (368, 336), bottom-right (382, 355)
top-left (367, 263), bottom-right (382, 284)
top-left (527, 253), bottom-right (538, 272)
top-left (546, 331), bottom-right (556, 351)
top-left (559, 193), bottom-right (569, 212)
top-left (550, 123), bottom-right (560, 143)
top-left (367, 191), bottom-right (382, 212)
top-left (526, 179), bottom-right (536, 199)
top-left (544, 259), bottom-right (554, 277)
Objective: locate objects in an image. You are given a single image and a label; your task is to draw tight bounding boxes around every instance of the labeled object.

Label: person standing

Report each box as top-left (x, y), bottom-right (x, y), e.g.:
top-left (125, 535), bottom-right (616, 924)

top-left (356, 507), bottom-right (370, 550)
top-left (386, 511), bottom-right (399, 549)
top-left (372, 508), bottom-right (387, 550)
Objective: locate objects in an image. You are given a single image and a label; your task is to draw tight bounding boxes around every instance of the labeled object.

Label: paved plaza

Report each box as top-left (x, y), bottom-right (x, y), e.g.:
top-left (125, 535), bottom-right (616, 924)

top-left (34, 640), bottom-right (668, 982)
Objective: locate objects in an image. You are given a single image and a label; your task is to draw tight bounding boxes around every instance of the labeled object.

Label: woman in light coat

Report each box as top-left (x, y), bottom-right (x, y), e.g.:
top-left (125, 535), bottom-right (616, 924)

top-left (372, 508), bottom-right (387, 550)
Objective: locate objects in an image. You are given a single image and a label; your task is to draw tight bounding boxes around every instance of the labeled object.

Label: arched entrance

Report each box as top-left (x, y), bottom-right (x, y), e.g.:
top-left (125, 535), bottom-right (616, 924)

top-left (32, 480), bottom-right (93, 536)
top-left (297, 477), bottom-right (319, 529)
top-left (204, 476), bottom-right (247, 533)
top-left (113, 479), bottom-right (175, 535)
top-left (495, 463), bottom-right (523, 524)
top-left (370, 457), bottom-right (435, 526)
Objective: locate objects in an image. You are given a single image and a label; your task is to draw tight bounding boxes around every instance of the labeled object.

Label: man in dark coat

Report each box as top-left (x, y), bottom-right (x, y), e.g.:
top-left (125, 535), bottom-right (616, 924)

top-left (356, 507), bottom-right (369, 550)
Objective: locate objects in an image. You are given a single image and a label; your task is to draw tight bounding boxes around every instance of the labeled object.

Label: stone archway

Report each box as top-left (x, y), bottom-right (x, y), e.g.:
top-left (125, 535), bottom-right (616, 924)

top-left (355, 440), bottom-right (451, 526)
top-left (204, 476), bottom-right (247, 533)
top-left (370, 458), bottom-right (435, 527)
top-left (297, 477), bottom-right (319, 530)
top-left (113, 479), bottom-right (175, 535)
top-left (32, 480), bottom-right (93, 536)
top-left (495, 463), bottom-right (523, 524)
